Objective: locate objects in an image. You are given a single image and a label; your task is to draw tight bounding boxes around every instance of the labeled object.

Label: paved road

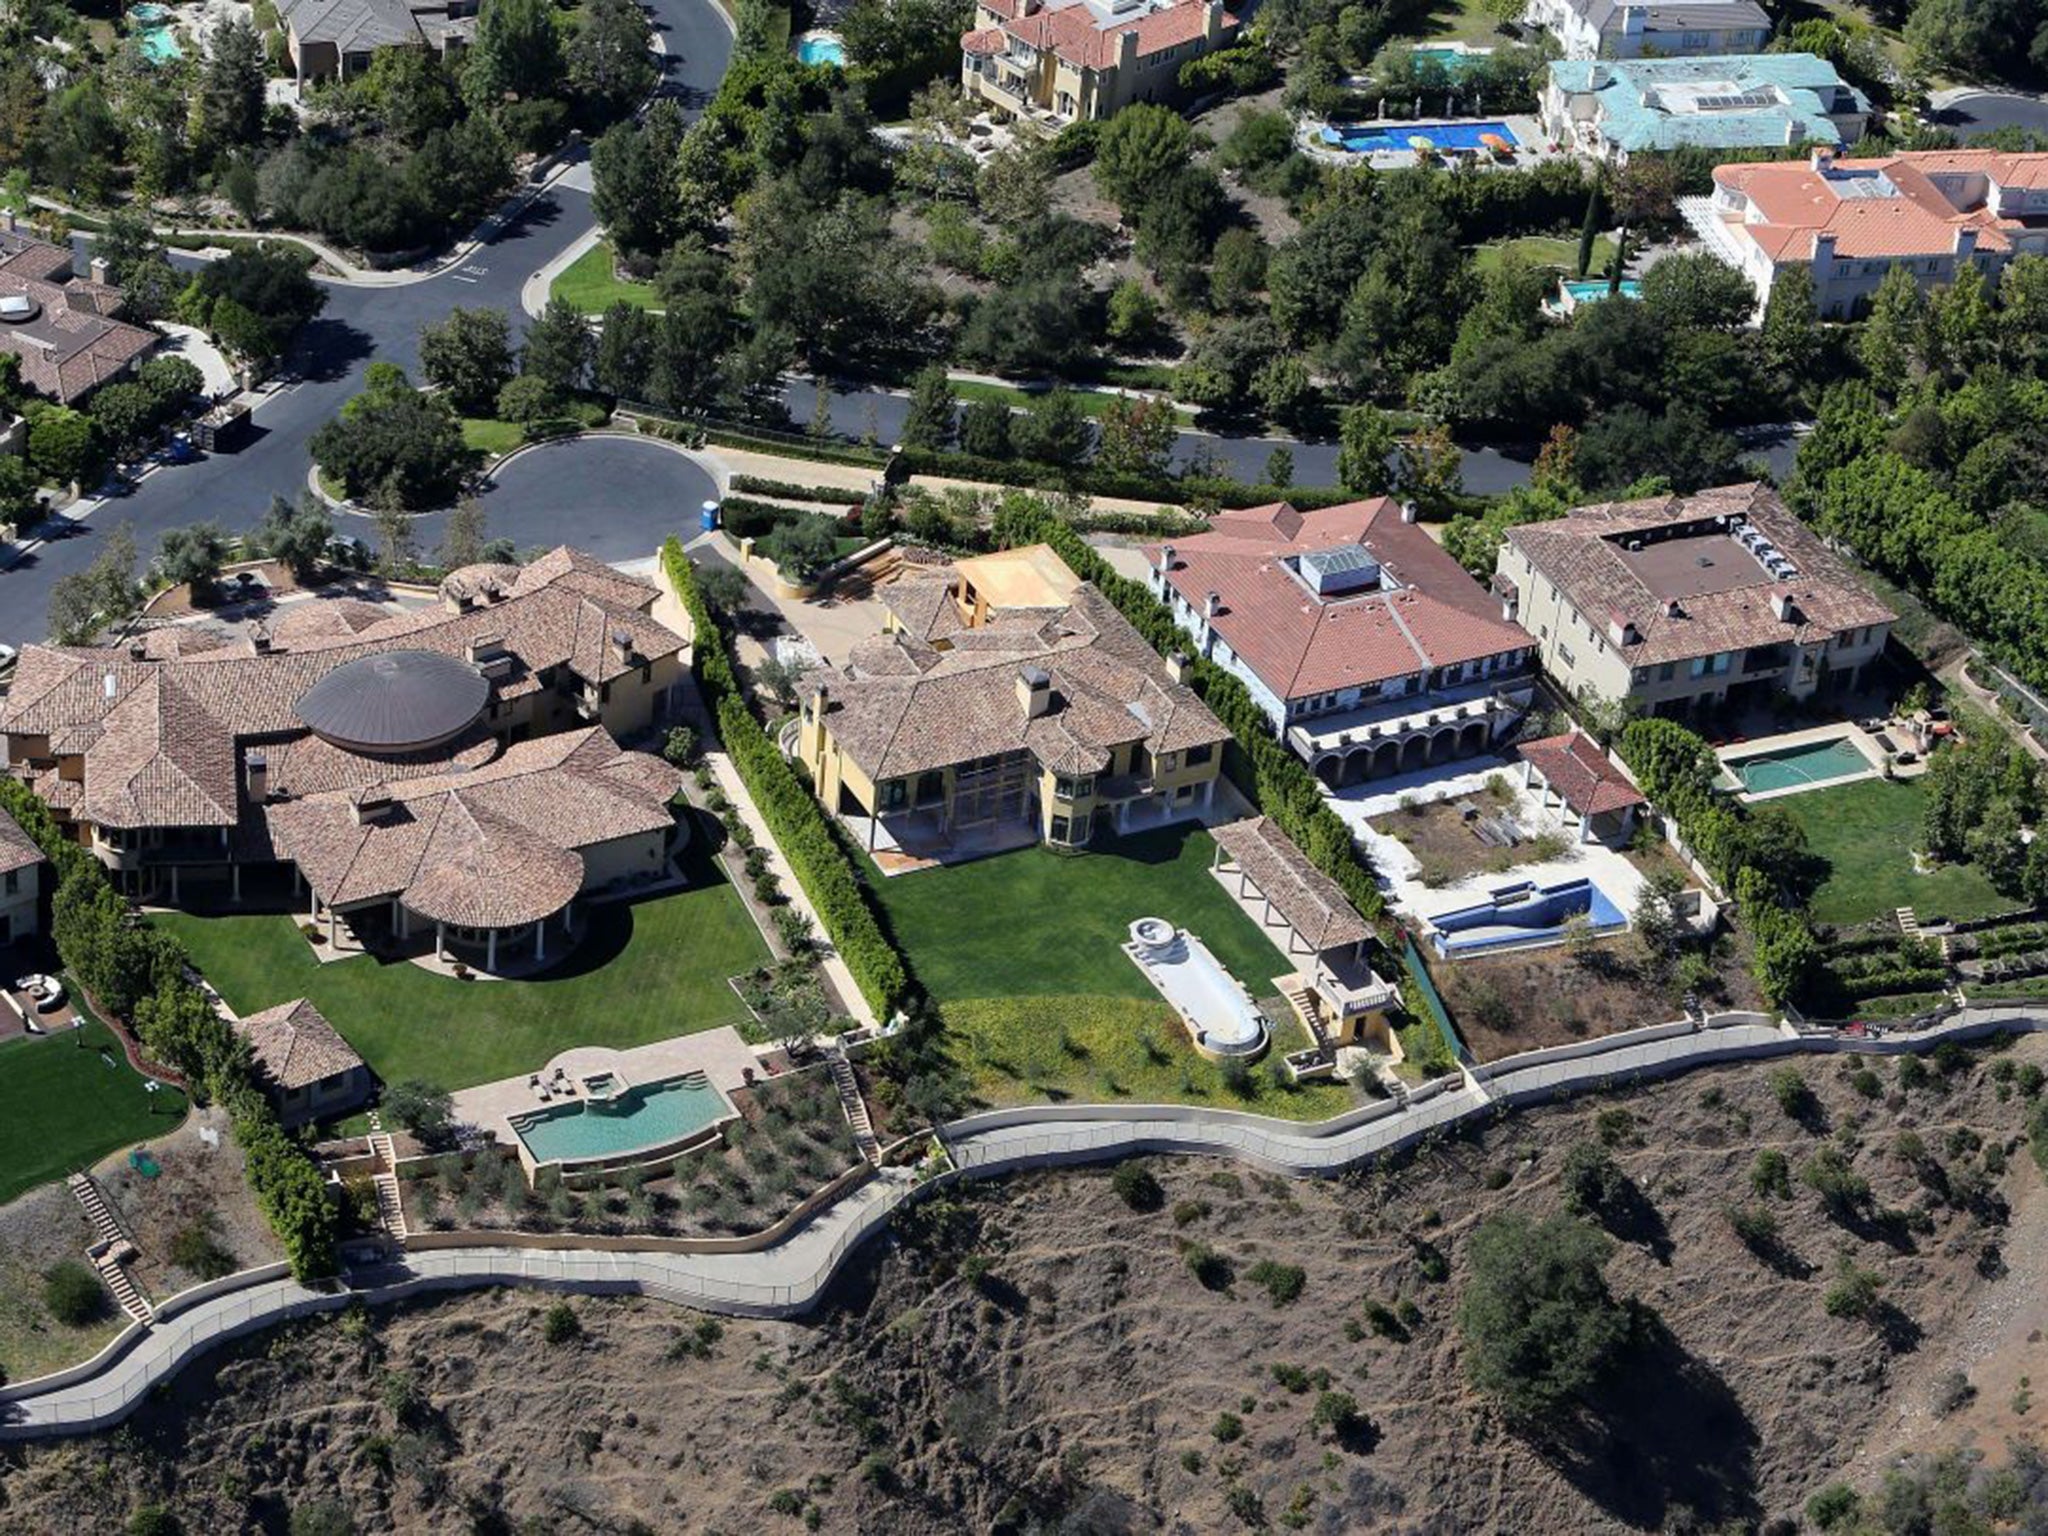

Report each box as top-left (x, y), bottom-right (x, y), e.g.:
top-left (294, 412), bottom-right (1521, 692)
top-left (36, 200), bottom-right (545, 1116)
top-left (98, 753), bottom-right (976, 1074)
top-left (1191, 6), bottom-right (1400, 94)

top-left (1930, 90), bottom-right (2048, 141)
top-left (0, 0), bottom-right (732, 650)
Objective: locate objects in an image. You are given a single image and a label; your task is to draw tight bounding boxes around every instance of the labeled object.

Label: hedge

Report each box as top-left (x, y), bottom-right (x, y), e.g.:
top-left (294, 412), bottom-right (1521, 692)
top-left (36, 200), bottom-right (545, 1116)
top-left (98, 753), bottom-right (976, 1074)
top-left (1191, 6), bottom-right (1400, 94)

top-left (899, 446), bottom-right (1360, 513)
top-left (728, 475), bottom-right (867, 506)
top-left (0, 778), bottom-right (338, 1279)
top-left (985, 505), bottom-right (1386, 926)
top-left (661, 537), bottom-right (909, 1014)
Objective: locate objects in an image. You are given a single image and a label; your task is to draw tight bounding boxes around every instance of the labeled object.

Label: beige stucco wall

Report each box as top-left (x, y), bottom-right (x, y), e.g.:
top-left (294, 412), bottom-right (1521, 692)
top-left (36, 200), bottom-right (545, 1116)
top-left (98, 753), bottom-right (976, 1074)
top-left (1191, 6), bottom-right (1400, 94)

top-left (579, 828), bottom-right (672, 890)
top-left (0, 862), bottom-right (39, 942)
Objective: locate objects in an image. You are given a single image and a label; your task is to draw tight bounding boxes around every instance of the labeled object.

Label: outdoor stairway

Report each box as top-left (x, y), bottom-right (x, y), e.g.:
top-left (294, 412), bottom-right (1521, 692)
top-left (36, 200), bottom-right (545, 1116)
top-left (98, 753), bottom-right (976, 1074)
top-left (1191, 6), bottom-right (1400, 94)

top-left (1897, 907), bottom-right (1921, 938)
top-left (368, 1132), bottom-right (408, 1242)
top-left (829, 1053), bottom-right (881, 1163)
top-left (1280, 978), bottom-right (1333, 1056)
top-left (68, 1174), bottom-right (152, 1324)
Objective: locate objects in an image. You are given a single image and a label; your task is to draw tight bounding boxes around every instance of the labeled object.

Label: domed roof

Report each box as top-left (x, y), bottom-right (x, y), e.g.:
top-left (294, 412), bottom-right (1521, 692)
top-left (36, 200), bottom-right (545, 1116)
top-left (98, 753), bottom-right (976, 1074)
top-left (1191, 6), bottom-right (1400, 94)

top-left (293, 649), bottom-right (489, 753)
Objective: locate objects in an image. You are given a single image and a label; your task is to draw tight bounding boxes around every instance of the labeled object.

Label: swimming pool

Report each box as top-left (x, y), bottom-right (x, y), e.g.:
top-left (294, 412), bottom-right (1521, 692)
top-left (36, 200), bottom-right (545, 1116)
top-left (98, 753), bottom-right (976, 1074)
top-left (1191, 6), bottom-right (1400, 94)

top-left (1722, 736), bottom-right (1876, 796)
top-left (796, 32), bottom-right (846, 67)
top-left (1427, 877), bottom-right (1628, 958)
top-left (1322, 120), bottom-right (1516, 155)
top-left (139, 29), bottom-right (182, 62)
top-left (1125, 917), bottom-right (1267, 1058)
top-left (1410, 45), bottom-right (1490, 75)
top-left (1562, 279), bottom-right (1643, 303)
top-left (511, 1072), bottom-right (731, 1167)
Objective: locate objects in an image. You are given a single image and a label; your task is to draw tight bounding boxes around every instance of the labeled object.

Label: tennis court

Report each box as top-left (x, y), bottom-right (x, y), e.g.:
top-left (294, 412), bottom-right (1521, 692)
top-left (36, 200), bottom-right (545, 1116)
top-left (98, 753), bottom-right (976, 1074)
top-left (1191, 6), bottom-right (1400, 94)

top-left (1721, 735), bottom-right (1877, 797)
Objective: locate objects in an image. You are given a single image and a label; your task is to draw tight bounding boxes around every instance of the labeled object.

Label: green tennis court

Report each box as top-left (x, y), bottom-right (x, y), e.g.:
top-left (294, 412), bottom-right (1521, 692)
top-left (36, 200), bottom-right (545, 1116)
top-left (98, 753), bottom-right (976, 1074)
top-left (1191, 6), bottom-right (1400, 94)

top-left (1723, 736), bottom-right (1875, 796)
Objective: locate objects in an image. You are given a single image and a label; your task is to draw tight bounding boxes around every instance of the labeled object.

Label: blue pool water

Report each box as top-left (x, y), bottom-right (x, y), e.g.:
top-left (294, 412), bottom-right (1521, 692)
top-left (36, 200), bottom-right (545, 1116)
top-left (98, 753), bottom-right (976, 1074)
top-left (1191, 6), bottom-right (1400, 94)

top-left (1410, 45), bottom-right (1488, 75)
top-left (1323, 120), bottom-right (1517, 154)
top-left (1428, 877), bottom-right (1628, 958)
top-left (1564, 279), bottom-right (1643, 303)
top-left (139, 27), bottom-right (182, 62)
top-left (1723, 736), bottom-right (1874, 795)
top-left (796, 34), bottom-right (847, 67)
top-left (512, 1073), bottom-right (729, 1166)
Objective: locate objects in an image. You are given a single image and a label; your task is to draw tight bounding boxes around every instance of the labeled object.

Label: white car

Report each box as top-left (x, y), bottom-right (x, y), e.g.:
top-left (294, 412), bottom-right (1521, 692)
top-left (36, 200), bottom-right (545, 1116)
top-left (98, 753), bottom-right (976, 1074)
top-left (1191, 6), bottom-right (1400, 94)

top-left (0, 642), bottom-right (16, 671)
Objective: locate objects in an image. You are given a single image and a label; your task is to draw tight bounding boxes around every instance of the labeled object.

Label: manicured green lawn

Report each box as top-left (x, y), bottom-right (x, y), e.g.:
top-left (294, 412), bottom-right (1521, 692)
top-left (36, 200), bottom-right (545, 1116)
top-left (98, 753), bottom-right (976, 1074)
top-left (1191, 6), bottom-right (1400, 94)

top-left (0, 1020), bottom-right (189, 1207)
top-left (1471, 234), bottom-right (1620, 277)
top-left (869, 825), bottom-right (1294, 1003)
top-left (153, 823), bottom-right (770, 1092)
top-left (552, 242), bottom-right (660, 315)
top-left (1776, 777), bottom-right (2013, 928)
top-left (461, 417), bottom-right (525, 457)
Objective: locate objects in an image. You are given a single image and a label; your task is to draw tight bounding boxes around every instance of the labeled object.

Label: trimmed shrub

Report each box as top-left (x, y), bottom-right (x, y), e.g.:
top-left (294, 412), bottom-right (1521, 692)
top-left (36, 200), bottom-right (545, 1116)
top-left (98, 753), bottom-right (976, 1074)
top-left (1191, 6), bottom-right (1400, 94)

top-left (44, 1260), bottom-right (107, 1326)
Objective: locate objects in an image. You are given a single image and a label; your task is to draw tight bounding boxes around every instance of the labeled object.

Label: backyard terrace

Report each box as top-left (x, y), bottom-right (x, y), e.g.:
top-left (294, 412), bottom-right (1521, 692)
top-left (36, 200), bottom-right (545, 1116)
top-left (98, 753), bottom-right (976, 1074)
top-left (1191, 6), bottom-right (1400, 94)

top-left (1775, 776), bottom-right (2009, 929)
top-left (863, 824), bottom-right (1363, 1121)
top-left (151, 811), bottom-right (771, 1094)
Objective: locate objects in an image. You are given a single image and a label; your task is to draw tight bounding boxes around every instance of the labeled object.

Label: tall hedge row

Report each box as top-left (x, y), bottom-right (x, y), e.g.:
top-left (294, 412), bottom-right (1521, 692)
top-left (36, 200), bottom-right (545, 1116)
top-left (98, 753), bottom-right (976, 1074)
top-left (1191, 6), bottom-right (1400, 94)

top-left (987, 504), bottom-right (1387, 925)
top-left (661, 538), bottom-right (909, 1014)
top-left (0, 777), bottom-right (339, 1279)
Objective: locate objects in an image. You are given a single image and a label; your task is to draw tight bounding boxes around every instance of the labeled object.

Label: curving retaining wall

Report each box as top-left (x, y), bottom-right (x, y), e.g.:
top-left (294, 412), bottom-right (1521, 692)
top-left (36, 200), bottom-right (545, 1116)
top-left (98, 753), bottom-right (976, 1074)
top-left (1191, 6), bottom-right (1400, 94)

top-left (3, 1005), bottom-right (2044, 1440)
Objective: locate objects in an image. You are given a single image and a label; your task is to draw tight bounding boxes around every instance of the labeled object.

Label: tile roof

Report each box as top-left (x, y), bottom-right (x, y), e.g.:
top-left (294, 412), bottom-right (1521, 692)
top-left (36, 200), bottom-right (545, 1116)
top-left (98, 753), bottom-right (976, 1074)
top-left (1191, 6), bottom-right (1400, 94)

top-left (1715, 149), bottom-right (2048, 261)
top-left (277, 0), bottom-right (420, 52)
top-left (1209, 815), bottom-right (1373, 951)
top-left (0, 805), bottom-right (41, 877)
top-left (1570, 0), bottom-right (1768, 31)
top-left (820, 576), bottom-right (1228, 782)
top-left (1503, 483), bottom-right (1896, 667)
top-left (266, 726), bottom-right (683, 927)
top-left (968, 0), bottom-right (1237, 71)
top-left (233, 998), bottom-right (363, 1092)
top-left (1514, 729), bottom-right (1645, 818)
top-left (0, 231), bottom-right (159, 404)
top-left (1145, 499), bottom-right (1529, 701)
top-left (1549, 53), bottom-right (1867, 155)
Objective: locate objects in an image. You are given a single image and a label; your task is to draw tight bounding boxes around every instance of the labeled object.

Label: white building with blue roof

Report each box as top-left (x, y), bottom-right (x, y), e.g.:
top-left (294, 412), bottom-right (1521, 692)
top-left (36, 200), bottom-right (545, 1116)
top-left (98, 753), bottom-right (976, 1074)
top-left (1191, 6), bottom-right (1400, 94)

top-left (1540, 53), bottom-right (1871, 164)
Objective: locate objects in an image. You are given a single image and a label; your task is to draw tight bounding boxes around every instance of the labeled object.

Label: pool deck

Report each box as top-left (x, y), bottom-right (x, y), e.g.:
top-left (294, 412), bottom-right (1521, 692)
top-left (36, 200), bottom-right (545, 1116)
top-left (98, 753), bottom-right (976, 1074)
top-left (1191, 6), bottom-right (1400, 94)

top-left (1715, 722), bottom-right (1895, 802)
top-left (1301, 113), bottom-right (1551, 170)
top-left (450, 1028), bottom-right (763, 1149)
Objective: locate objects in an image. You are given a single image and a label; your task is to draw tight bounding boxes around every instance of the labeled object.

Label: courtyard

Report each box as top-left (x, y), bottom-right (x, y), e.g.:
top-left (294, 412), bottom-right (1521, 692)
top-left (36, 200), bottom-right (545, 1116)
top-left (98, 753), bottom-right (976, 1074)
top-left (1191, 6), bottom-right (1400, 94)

top-left (1776, 776), bottom-right (2012, 929)
top-left (152, 815), bottom-right (771, 1094)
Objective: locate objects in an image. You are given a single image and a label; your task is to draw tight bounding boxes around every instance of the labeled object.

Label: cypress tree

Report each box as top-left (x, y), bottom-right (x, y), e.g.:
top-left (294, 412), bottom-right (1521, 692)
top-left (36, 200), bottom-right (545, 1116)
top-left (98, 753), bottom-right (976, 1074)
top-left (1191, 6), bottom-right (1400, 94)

top-left (1577, 184), bottom-right (1603, 278)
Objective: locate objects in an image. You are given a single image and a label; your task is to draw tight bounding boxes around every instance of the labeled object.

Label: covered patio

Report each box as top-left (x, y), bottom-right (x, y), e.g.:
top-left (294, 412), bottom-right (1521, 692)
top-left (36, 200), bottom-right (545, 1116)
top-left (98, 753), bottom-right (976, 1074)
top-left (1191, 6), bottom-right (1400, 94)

top-left (1208, 816), bottom-right (1401, 1054)
top-left (1512, 728), bottom-right (1646, 847)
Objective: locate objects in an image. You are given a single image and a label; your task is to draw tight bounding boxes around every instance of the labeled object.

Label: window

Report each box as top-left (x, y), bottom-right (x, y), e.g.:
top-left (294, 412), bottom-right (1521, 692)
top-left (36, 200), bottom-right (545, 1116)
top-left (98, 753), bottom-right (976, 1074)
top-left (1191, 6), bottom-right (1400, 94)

top-left (1186, 742), bottom-right (1213, 766)
top-left (1158, 752), bottom-right (1178, 773)
top-left (1050, 815), bottom-right (1072, 843)
top-left (2, 870), bottom-right (14, 896)
top-left (1657, 662), bottom-right (1676, 683)
top-left (879, 779), bottom-right (908, 812)
top-left (1558, 643), bottom-right (1576, 668)
top-left (1681, 29), bottom-right (1709, 47)
top-left (1054, 774), bottom-right (1093, 801)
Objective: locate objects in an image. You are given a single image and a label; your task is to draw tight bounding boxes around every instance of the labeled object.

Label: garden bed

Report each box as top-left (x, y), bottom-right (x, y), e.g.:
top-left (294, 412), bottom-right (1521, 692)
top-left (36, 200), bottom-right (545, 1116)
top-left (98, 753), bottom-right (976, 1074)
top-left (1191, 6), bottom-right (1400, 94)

top-left (1368, 779), bottom-right (1570, 888)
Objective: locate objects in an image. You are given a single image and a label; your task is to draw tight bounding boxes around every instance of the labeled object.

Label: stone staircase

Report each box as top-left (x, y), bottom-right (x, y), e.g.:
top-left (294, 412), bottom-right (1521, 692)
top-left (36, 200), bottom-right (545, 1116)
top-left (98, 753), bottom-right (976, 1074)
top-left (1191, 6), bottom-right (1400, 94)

top-left (1897, 907), bottom-right (1921, 939)
top-left (828, 1053), bottom-right (881, 1163)
top-left (1280, 977), bottom-right (1332, 1056)
top-left (368, 1130), bottom-right (408, 1242)
top-left (68, 1174), bottom-right (152, 1324)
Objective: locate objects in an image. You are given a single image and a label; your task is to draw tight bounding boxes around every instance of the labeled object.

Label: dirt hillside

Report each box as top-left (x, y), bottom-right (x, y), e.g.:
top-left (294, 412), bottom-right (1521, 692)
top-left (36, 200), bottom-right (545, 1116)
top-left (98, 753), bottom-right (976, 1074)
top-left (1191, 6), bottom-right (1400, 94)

top-left (3, 1038), bottom-right (2045, 1534)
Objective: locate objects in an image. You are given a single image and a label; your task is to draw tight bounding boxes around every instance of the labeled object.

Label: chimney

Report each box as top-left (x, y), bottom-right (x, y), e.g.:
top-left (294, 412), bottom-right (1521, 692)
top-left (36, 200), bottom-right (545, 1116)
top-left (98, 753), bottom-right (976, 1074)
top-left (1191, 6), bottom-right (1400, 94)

top-left (89, 255), bottom-right (109, 286)
top-left (1017, 665), bottom-right (1052, 720)
top-left (1203, 0), bottom-right (1224, 42)
top-left (1606, 616), bottom-right (1637, 648)
top-left (1116, 26), bottom-right (1137, 71)
top-left (1810, 147), bottom-right (1834, 173)
top-left (1400, 501), bottom-right (1419, 524)
top-left (1811, 232), bottom-right (1835, 266)
top-left (1772, 592), bottom-right (1799, 623)
top-left (245, 748), bottom-right (268, 804)
top-left (127, 637), bottom-right (147, 661)
top-left (1, 209), bottom-right (14, 234)
top-left (249, 624), bottom-right (271, 655)
top-left (1165, 651), bottom-right (1191, 684)
top-left (353, 788), bottom-right (394, 826)
top-left (611, 627), bottom-right (635, 665)
top-left (1158, 543), bottom-right (1175, 575)
top-left (1664, 598), bottom-right (1685, 619)
top-left (103, 671), bottom-right (117, 701)
top-left (808, 678), bottom-right (831, 721)
top-left (466, 633), bottom-right (505, 664)
top-left (1954, 227), bottom-right (1977, 259)
top-left (1204, 590), bottom-right (1222, 621)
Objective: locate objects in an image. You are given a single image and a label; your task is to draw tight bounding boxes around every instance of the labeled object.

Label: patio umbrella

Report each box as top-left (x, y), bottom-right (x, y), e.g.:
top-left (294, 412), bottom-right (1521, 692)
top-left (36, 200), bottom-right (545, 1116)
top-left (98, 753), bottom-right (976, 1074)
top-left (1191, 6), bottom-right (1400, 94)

top-left (1480, 132), bottom-right (1512, 157)
top-left (1407, 135), bottom-right (1436, 155)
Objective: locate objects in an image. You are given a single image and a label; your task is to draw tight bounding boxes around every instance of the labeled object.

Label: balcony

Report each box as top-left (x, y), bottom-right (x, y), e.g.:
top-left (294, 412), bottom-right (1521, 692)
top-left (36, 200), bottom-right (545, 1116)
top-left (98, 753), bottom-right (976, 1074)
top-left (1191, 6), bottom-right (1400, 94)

top-left (1285, 674), bottom-right (1535, 762)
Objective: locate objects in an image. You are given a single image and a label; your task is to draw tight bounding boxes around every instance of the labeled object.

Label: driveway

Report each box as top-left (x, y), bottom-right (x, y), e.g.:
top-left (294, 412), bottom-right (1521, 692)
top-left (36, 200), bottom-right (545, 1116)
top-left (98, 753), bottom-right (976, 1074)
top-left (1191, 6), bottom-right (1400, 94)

top-left (1929, 90), bottom-right (2048, 141)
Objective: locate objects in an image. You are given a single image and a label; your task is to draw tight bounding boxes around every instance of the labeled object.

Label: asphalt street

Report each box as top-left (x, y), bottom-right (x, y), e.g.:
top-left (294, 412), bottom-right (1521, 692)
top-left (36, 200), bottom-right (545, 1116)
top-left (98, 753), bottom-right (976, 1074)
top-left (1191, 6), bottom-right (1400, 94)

top-left (1931, 91), bottom-right (2048, 142)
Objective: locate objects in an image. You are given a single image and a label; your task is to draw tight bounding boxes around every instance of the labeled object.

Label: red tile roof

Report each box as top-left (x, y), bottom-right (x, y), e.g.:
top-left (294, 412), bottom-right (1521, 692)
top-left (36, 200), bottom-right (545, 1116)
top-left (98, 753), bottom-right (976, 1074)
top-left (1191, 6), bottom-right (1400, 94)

top-left (1714, 149), bottom-right (2048, 261)
top-left (1514, 729), bottom-right (1644, 818)
top-left (1145, 499), bottom-right (1528, 701)
top-left (968, 0), bottom-right (1236, 72)
top-left (0, 231), bottom-right (159, 404)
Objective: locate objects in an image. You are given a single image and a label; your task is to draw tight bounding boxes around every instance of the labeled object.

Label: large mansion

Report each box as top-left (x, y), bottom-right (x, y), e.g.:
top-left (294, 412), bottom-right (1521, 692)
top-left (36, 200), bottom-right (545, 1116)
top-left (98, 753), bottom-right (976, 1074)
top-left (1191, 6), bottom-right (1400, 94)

top-left (1144, 499), bottom-right (1534, 789)
top-left (961, 0), bottom-right (1239, 129)
top-left (796, 545), bottom-right (1230, 857)
top-left (1496, 484), bottom-right (1896, 719)
top-left (0, 548), bottom-right (689, 974)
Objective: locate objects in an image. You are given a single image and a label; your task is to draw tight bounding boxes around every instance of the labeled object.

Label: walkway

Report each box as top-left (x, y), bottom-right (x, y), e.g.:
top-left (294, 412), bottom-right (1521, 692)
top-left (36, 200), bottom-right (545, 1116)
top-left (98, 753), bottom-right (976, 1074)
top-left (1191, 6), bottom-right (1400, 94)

top-left (2, 1004), bottom-right (2043, 1439)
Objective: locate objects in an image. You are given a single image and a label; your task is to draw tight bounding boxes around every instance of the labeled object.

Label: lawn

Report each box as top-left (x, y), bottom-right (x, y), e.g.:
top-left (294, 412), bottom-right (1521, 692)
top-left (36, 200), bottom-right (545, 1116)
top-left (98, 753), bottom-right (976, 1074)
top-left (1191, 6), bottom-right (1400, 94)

top-left (152, 819), bottom-right (771, 1092)
top-left (1776, 776), bottom-right (2013, 928)
top-left (1471, 234), bottom-right (1620, 277)
top-left (460, 417), bottom-right (525, 458)
top-left (0, 1020), bottom-right (190, 1207)
top-left (552, 242), bottom-right (660, 315)
top-left (869, 825), bottom-right (1295, 1003)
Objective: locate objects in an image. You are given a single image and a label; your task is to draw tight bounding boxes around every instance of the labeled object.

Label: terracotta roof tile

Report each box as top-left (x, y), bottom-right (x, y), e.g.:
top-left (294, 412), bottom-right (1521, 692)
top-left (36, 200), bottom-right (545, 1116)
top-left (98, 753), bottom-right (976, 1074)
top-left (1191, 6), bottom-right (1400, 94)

top-left (0, 806), bottom-right (41, 877)
top-left (1514, 729), bottom-right (1645, 818)
top-left (233, 998), bottom-right (363, 1091)
top-left (1210, 815), bottom-right (1373, 950)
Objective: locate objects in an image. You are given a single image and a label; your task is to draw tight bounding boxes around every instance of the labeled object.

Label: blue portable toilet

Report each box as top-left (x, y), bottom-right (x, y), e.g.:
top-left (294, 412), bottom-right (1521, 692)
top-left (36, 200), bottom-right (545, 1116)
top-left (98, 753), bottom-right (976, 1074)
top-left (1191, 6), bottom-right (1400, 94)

top-left (700, 499), bottom-right (721, 532)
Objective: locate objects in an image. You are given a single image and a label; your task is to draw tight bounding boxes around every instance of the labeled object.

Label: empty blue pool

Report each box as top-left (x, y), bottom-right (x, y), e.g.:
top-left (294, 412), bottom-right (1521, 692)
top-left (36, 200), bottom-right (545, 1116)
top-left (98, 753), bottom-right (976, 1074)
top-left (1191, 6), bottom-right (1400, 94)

top-left (1322, 120), bottom-right (1517, 155)
top-left (1427, 877), bottom-right (1627, 958)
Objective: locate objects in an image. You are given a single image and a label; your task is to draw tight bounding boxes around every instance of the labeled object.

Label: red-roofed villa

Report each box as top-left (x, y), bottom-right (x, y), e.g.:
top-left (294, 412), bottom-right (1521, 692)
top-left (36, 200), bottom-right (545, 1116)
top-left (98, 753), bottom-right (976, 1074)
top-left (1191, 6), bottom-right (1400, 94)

top-left (961, 0), bottom-right (1238, 129)
top-left (1144, 499), bottom-right (1536, 789)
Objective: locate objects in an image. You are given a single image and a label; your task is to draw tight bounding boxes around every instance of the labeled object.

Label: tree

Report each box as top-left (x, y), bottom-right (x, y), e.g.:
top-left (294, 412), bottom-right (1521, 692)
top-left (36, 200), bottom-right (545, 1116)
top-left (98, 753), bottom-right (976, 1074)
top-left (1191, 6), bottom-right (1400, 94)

top-left (1336, 403), bottom-right (1397, 495)
top-left (494, 373), bottom-right (559, 426)
top-left (901, 365), bottom-right (958, 451)
top-left (439, 497), bottom-right (492, 570)
top-left (959, 396), bottom-right (1012, 459)
top-left (590, 104), bottom-right (686, 260)
top-left (252, 493), bottom-right (334, 580)
top-left (1095, 395), bottom-right (1176, 479)
top-left (1012, 390), bottom-right (1091, 470)
top-left (383, 1080), bottom-right (455, 1148)
top-left (1559, 1140), bottom-right (1630, 1219)
top-left (197, 19), bottom-right (267, 155)
top-left (694, 562), bottom-right (749, 615)
top-left (977, 147), bottom-right (1051, 227)
top-left (1394, 421), bottom-right (1464, 513)
top-left (419, 308), bottom-right (517, 416)
top-left (1093, 104), bottom-right (1194, 217)
top-left (1576, 183), bottom-right (1604, 279)
top-left (1632, 866), bottom-right (1689, 971)
top-left (593, 302), bottom-right (658, 400)
top-left (1859, 264), bottom-right (1923, 389)
top-left (1254, 354), bottom-right (1313, 431)
top-left (361, 46), bottom-right (460, 147)
top-left (192, 246), bottom-right (327, 338)
top-left (568, 0), bottom-right (658, 124)
top-left (1456, 1214), bottom-right (1629, 1423)
top-left (90, 383), bottom-right (163, 462)
top-left (46, 523), bottom-right (141, 644)
top-left (0, 454), bottom-right (36, 526)
top-left (207, 298), bottom-right (280, 376)
top-left (139, 356), bottom-right (205, 414)
top-left (462, 0), bottom-right (565, 111)
top-left (1761, 264), bottom-right (1820, 384)
top-left (1264, 446), bottom-right (1294, 488)
top-left (26, 406), bottom-right (103, 489)
top-left (520, 298), bottom-right (595, 397)
top-left (1640, 252), bottom-right (1756, 331)
top-left (157, 523), bottom-right (231, 601)
top-left (43, 1260), bottom-right (106, 1327)
top-left (758, 513), bottom-right (841, 581)
top-left (1105, 278), bottom-right (1164, 350)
